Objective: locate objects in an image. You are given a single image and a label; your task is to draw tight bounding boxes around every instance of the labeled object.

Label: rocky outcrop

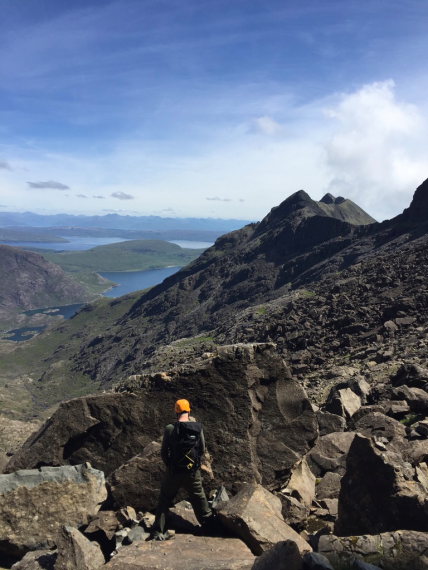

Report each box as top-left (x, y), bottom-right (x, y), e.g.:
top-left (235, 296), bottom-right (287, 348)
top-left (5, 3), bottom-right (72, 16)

top-left (318, 530), bottom-right (428, 570)
top-left (0, 464), bottom-right (106, 557)
top-left (8, 344), bottom-right (318, 491)
top-left (216, 483), bottom-right (311, 555)
top-left (335, 435), bottom-right (428, 535)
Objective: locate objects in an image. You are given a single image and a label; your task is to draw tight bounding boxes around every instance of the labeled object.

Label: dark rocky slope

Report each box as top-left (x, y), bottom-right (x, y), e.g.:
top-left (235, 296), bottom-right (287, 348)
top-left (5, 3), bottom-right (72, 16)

top-left (65, 191), bottom-right (379, 385)
top-left (0, 245), bottom-right (94, 326)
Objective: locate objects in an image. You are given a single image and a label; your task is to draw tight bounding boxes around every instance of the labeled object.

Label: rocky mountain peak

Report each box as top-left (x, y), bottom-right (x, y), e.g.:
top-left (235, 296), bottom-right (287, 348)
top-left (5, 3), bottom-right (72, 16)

top-left (400, 177), bottom-right (428, 222)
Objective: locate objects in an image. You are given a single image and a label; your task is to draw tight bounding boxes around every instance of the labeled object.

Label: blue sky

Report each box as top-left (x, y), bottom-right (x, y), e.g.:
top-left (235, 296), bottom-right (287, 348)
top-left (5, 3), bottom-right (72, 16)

top-left (1, 0), bottom-right (428, 221)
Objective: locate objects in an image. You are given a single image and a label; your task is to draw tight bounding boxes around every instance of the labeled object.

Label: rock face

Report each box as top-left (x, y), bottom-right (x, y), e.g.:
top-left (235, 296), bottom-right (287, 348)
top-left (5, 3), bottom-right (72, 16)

top-left (335, 435), bottom-right (428, 535)
top-left (216, 482), bottom-right (311, 555)
top-left (0, 464), bottom-right (107, 557)
top-left (103, 535), bottom-right (255, 570)
top-left (318, 530), bottom-right (428, 570)
top-left (8, 344), bottom-right (318, 491)
top-left (0, 244), bottom-right (93, 325)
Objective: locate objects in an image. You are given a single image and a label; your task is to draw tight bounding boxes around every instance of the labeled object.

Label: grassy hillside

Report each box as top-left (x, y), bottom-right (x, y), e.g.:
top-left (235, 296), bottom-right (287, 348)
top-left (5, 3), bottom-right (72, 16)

top-left (41, 239), bottom-right (205, 273)
top-left (0, 292), bottom-right (141, 419)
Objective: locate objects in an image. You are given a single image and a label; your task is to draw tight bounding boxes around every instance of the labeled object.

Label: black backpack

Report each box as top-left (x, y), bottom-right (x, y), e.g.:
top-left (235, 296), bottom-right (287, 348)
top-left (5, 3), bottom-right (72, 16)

top-left (169, 421), bottom-right (203, 472)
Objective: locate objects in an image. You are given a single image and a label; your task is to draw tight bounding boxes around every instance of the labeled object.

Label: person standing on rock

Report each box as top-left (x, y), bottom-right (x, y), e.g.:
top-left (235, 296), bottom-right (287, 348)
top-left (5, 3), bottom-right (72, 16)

top-left (150, 398), bottom-right (214, 540)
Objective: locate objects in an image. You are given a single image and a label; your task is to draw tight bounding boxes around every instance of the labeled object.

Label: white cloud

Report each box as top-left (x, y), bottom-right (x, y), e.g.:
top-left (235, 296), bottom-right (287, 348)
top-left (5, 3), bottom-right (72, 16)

top-left (252, 116), bottom-right (282, 136)
top-left (0, 160), bottom-right (11, 170)
top-left (27, 180), bottom-right (69, 190)
top-left (323, 81), bottom-right (428, 219)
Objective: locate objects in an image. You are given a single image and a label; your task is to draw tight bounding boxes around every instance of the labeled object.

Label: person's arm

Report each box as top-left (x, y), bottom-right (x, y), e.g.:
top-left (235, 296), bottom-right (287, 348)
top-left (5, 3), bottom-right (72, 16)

top-left (160, 425), bottom-right (172, 466)
top-left (199, 426), bottom-right (206, 455)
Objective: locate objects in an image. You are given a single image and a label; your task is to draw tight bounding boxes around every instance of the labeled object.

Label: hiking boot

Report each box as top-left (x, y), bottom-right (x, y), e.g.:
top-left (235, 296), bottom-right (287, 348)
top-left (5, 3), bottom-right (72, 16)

top-left (149, 530), bottom-right (175, 541)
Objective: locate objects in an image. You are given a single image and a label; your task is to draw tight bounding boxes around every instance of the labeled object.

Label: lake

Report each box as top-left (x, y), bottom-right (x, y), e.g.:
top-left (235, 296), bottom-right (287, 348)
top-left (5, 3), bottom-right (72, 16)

top-left (100, 266), bottom-right (181, 297)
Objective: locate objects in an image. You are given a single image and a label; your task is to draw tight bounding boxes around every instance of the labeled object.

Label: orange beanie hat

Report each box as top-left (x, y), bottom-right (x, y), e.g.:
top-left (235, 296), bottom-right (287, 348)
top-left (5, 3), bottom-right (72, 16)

top-left (175, 399), bottom-right (191, 413)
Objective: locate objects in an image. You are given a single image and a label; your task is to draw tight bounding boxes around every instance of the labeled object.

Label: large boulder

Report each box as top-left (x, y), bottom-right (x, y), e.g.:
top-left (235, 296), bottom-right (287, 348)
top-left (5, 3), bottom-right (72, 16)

top-left (7, 344), bottom-right (318, 490)
top-left (0, 464), bottom-right (107, 558)
top-left (216, 483), bottom-right (311, 555)
top-left (335, 435), bottom-right (428, 536)
top-left (252, 540), bottom-right (303, 570)
top-left (318, 530), bottom-right (428, 570)
top-left (54, 526), bottom-right (105, 570)
top-left (103, 534), bottom-right (255, 569)
top-left (307, 432), bottom-right (356, 477)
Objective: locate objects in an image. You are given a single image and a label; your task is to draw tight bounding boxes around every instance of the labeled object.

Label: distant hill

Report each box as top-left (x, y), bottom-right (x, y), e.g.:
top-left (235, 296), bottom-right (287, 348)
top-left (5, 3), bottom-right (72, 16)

top-left (0, 245), bottom-right (95, 328)
top-left (41, 239), bottom-right (204, 273)
top-left (0, 212), bottom-right (251, 234)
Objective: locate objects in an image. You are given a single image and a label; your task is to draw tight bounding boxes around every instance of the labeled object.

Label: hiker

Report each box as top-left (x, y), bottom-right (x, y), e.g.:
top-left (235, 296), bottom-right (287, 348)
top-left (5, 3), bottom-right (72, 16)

top-left (150, 398), bottom-right (214, 540)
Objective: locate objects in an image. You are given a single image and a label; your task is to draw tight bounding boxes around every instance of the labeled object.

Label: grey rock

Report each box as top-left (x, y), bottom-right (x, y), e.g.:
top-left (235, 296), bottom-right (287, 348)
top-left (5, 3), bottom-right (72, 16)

top-left (326, 388), bottom-right (361, 418)
top-left (319, 530), bottom-right (428, 570)
top-left (352, 560), bottom-right (382, 570)
top-left (285, 458), bottom-right (316, 507)
top-left (279, 494), bottom-right (310, 527)
top-left (0, 464), bottom-right (107, 558)
top-left (217, 483), bottom-right (311, 555)
top-left (392, 385), bottom-right (428, 413)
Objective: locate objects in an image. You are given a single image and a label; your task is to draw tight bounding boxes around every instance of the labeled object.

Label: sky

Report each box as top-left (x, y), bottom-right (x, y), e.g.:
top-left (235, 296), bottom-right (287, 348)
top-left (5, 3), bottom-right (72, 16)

top-left (1, 0), bottom-right (428, 222)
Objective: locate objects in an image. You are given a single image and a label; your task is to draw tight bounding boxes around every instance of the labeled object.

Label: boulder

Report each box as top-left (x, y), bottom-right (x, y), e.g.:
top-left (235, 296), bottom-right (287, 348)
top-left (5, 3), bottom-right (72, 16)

top-left (216, 483), bottom-right (311, 555)
top-left (103, 534), bottom-right (255, 569)
top-left (6, 345), bottom-right (318, 489)
top-left (279, 494), bottom-right (310, 528)
top-left (11, 550), bottom-right (56, 570)
top-left (252, 540), bottom-right (303, 570)
top-left (307, 432), bottom-right (356, 477)
top-left (352, 561), bottom-right (382, 570)
top-left (316, 411), bottom-right (346, 436)
top-left (169, 500), bottom-right (200, 533)
top-left (325, 388), bottom-right (361, 418)
top-left (392, 385), bottom-right (428, 413)
top-left (83, 511), bottom-right (119, 558)
top-left (108, 442), bottom-right (164, 511)
top-left (0, 464), bottom-right (107, 558)
top-left (335, 435), bottom-right (428, 536)
top-left (285, 458), bottom-right (316, 507)
top-left (353, 413), bottom-right (407, 453)
top-left (54, 526), bottom-right (105, 570)
top-left (318, 530), bottom-right (428, 570)
top-left (391, 363), bottom-right (428, 389)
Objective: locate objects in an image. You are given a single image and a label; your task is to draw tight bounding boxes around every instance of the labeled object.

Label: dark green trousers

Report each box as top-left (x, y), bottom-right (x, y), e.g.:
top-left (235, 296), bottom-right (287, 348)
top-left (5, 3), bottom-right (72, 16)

top-left (153, 468), bottom-right (212, 534)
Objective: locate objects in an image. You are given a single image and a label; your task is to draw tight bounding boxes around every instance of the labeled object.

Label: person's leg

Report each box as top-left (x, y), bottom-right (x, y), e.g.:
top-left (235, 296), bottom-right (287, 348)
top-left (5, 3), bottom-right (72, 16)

top-left (182, 469), bottom-right (212, 524)
top-left (152, 470), bottom-right (182, 536)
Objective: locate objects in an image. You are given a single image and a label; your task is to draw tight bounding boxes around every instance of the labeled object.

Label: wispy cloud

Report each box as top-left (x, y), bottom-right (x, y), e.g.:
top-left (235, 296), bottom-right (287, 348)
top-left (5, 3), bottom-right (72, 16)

top-left (0, 160), bottom-right (12, 170)
top-left (206, 196), bottom-right (232, 202)
top-left (111, 191), bottom-right (134, 200)
top-left (76, 193), bottom-right (87, 198)
top-left (252, 116), bottom-right (282, 136)
top-left (27, 180), bottom-right (70, 190)
top-left (93, 195), bottom-right (105, 199)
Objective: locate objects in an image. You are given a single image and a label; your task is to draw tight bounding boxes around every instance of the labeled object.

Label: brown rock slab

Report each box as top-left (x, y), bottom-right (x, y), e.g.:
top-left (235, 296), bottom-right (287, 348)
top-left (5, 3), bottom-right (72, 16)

top-left (318, 530), bottom-right (428, 570)
top-left (0, 464), bottom-right (107, 558)
top-left (217, 483), bottom-right (311, 555)
top-left (103, 534), bottom-right (255, 569)
top-left (54, 526), bottom-right (105, 570)
top-left (285, 458), bottom-right (315, 507)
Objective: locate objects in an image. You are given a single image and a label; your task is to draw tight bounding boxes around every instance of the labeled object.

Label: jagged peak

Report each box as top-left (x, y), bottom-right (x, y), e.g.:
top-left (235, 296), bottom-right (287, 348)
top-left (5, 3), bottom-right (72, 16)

top-left (320, 193), bottom-right (335, 204)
